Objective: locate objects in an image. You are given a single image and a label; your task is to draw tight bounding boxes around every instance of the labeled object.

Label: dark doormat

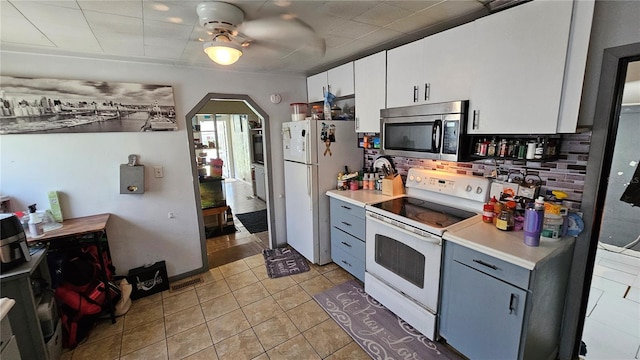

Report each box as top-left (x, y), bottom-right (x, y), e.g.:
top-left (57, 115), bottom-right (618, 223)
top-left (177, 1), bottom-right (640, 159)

top-left (263, 247), bottom-right (310, 278)
top-left (205, 225), bottom-right (236, 239)
top-left (313, 280), bottom-right (464, 360)
top-left (236, 209), bottom-right (268, 234)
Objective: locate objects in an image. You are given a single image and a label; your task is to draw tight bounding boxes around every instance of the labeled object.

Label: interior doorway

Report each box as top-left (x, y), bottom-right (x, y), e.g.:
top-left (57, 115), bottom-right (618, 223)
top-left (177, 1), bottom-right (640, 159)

top-left (185, 94), bottom-right (274, 270)
top-left (579, 59), bottom-right (640, 359)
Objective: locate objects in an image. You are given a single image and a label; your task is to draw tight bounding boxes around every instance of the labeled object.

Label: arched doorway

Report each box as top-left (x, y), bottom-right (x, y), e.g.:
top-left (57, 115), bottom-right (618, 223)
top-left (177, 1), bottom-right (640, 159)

top-left (185, 93), bottom-right (275, 269)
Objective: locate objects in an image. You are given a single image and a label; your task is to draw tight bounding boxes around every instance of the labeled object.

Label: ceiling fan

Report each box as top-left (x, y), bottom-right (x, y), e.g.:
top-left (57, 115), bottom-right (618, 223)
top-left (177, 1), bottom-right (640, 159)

top-left (196, 1), bottom-right (326, 66)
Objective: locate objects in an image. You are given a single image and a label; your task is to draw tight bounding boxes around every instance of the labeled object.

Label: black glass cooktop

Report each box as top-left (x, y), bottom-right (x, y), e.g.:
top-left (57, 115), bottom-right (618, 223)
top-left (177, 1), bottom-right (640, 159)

top-left (371, 197), bottom-right (477, 228)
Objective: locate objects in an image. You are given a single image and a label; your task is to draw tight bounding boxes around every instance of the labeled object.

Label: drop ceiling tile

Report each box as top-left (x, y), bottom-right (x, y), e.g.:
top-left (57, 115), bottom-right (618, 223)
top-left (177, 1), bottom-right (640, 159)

top-left (143, 1), bottom-right (202, 26)
top-left (355, 27), bottom-right (404, 46)
top-left (320, 1), bottom-right (378, 20)
top-left (9, 0), bottom-right (80, 10)
top-left (421, 0), bottom-right (485, 24)
top-left (84, 11), bottom-right (143, 48)
top-left (9, 1), bottom-right (101, 50)
top-left (329, 20), bottom-right (379, 40)
top-left (324, 34), bottom-right (356, 49)
top-left (78, 0), bottom-right (143, 18)
top-left (0, 2), bottom-right (54, 47)
top-left (144, 20), bottom-right (194, 46)
top-left (383, 0), bottom-right (443, 13)
top-left (353, 3), bottom-right (412, 27)
top-left (385, 11), bottom-right (438, 34)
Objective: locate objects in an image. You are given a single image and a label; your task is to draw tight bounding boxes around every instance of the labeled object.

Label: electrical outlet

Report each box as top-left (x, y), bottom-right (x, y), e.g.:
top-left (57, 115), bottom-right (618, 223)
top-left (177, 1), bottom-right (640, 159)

top-left (154, 166), bottom-right (164, 178)
top-left (168, 212), bottom-right (174, 219)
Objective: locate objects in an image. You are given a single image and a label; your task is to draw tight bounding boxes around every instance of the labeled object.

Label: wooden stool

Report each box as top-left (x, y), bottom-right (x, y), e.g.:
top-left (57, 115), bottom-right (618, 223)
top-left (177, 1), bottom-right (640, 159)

top-left (202, 205), bottom-right (229, 231)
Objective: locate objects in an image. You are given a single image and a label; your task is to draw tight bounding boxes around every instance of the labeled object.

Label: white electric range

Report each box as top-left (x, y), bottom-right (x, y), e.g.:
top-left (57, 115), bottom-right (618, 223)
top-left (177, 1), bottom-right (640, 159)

top-left (364, 168), bottom-right (490, 340)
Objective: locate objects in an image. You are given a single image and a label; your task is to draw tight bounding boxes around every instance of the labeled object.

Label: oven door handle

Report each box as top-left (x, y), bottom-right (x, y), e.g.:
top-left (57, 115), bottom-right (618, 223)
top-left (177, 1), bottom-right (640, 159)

top-left (367, 213), bottom-right (441, 245)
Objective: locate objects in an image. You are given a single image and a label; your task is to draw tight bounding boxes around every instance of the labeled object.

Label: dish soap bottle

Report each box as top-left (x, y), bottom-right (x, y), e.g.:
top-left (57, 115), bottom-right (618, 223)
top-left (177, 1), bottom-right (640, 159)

top-left (28, 203), bottom-right (44, 238)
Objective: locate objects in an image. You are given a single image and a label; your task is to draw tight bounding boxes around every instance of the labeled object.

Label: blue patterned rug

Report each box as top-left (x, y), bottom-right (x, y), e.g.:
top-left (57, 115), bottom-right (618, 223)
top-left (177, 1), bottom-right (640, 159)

top-left (313, 280), bottom-right (462, 360)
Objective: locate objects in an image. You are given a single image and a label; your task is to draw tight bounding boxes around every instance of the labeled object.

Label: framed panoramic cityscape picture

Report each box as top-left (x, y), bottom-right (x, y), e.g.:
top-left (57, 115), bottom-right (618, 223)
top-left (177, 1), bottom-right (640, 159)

top-left (0, 76), bottom-right (177, 134)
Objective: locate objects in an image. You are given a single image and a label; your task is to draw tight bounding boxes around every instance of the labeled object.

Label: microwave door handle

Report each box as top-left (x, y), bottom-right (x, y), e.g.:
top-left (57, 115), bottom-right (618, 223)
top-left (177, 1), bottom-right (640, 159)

top-left (432, 120), bottom-right (442, 152)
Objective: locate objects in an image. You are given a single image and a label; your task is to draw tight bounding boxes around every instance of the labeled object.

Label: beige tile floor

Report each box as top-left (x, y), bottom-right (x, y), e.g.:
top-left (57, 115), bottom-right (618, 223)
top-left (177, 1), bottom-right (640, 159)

top-left (60, 256), bottom-right (371, 360)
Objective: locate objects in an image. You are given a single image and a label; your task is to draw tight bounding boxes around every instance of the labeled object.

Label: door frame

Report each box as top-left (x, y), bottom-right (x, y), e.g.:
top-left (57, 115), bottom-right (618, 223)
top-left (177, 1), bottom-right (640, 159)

top-left (560, 42), bottom-right (640, 359)
top-left (185, 93), bottom-right (274, 271)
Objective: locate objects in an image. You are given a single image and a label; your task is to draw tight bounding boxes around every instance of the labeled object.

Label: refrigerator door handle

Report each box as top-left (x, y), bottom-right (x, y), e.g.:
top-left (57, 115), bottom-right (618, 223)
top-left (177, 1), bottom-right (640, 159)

top-left (307, 166), bottom-right (312, 211)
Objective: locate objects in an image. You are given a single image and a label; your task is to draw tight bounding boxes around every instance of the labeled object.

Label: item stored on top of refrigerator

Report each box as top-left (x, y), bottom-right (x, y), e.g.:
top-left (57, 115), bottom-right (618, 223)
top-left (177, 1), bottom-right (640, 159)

top-left (290, 103), bottom-right (308, 121)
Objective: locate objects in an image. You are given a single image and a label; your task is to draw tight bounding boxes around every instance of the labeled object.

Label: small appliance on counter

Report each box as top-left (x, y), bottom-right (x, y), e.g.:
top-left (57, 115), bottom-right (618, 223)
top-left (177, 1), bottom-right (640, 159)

top-left (0, 213), bottom-right (31, 270)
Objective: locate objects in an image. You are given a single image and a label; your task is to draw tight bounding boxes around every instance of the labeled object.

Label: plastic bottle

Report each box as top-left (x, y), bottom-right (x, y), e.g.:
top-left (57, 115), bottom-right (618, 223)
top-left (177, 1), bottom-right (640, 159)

top-left (28, 204), bottom-right (44, 237)
top-left (534, 138), bottom-right (545, 160)
top-left (526, 141), bottom-right (536, 160)
top-left (523, 196), bottom-right (545, 246)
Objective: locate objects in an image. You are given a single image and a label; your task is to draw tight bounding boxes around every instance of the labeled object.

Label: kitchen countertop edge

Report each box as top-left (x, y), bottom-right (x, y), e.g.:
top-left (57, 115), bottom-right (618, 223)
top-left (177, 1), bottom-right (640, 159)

top-left (326, 189), bottom-right (404, 207)
top-left (443, 222), bottom-right (575, 270)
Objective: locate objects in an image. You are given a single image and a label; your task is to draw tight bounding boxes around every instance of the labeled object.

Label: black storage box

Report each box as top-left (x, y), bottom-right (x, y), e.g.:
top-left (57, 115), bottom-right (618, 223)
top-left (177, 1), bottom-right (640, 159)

top-left (127, 261), bottom-right (170, 300)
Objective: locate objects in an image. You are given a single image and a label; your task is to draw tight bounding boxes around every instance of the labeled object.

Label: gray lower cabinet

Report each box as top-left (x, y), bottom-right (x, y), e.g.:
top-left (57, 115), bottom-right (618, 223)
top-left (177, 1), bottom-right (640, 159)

top-left (329, 198), bottom-right (365, 281)
top-left (439, 241), bottom-right (573, 360)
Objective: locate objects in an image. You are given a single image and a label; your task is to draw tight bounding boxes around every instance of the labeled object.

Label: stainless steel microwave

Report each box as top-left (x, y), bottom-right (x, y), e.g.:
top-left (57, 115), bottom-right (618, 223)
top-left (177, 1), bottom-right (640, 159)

top-left (380, 100), bottom-right (469, 162)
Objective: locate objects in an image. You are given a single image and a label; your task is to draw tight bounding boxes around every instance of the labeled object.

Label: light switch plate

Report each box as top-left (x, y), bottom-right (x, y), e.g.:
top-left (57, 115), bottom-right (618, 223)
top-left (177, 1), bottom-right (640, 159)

top-left (154, 166), bottom-right (164, 178)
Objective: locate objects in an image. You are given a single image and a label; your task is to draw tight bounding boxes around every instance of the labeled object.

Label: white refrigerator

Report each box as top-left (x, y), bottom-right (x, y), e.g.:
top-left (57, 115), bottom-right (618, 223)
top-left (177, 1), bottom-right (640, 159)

top-left (283, 120), bottom-right (363, 265)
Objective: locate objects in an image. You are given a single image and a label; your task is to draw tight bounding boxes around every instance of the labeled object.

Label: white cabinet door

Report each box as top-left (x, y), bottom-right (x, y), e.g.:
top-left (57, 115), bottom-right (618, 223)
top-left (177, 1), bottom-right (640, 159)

top-left (307, 72), bottom-right (327, 103)
top-left (422, 22), bottom-right (473, 104)
top-left (386, 39), bottom-right (425, 108)
top-left (327, 62), bottom-right (354, 97)
top-left (355, 52), bottom-right (386, 133)
top-left (468, 0), bottom-right (573, 134)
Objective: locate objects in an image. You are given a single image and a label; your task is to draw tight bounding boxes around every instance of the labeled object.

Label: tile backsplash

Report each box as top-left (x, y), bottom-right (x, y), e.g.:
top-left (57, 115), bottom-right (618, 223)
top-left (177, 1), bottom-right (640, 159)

top-left (365, 131), bottom-right (592, 210)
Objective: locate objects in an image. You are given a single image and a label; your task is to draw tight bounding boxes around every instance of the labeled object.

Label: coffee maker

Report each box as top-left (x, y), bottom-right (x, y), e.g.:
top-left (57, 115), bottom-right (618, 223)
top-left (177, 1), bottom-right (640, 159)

top-left (0, 213), bottom-right (31, 270)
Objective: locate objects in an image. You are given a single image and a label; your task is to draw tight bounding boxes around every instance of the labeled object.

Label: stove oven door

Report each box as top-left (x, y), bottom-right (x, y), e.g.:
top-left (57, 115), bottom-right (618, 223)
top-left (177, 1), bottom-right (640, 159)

top-left (365, 212), bottom-right (442, 312)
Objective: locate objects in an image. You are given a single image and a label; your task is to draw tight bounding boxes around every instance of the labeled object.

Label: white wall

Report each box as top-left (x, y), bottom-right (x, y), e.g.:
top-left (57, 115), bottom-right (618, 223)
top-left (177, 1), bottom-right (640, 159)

top-left (0, 51), bottom-right (307, 277)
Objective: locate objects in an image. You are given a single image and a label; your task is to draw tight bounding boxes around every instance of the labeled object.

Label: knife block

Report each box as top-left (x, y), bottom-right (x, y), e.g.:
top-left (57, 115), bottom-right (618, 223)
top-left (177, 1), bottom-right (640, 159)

top-left (382, 175), bottom-right (404, 196)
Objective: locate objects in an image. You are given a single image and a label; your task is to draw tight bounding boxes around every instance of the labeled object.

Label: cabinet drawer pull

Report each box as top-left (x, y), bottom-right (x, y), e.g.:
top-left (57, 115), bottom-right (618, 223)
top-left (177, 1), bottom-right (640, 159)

top-left (413, 86), bottom-right (418, 103)
top-left (341, 241), bottom-right (352, 247)
top-left (472, 258), bottom-right (499, 270)
top-left (341, 221), bottom-right (352, 227)
top-left (425, 83), bottom-right (430, 101)
top-left (341, 260), bottom-right (352, 267)
top-left (340, 205), bottom-right (352, 210)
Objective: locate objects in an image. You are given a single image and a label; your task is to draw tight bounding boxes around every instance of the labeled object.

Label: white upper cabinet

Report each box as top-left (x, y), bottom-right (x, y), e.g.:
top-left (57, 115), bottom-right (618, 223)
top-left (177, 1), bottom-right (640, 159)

top-left (386, 22), bottom-right (473, 109)
top-left (306, 72), bottom-right (327, 103)
top-left (421, 21), bottom-right (473, 104)
top-left (355, 51), bottom-right (386, 133)
top-left (468, 0), bottom-right (573, 134)
top-left (386, 39), bottom-right (424, 108)
top-left (306, 62), bottom-right (355, 103)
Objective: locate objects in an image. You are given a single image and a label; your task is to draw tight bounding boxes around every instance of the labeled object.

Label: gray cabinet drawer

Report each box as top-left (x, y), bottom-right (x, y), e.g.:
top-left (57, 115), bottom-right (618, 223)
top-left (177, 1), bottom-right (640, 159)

top-left (331, 227), bottom-right (365, 262)
top-left (451, 242), bottom-right (530, 290)
top-left (332, 246), bottom-right (365, 282)
top-left (330, 198), bottom-right (365, 220)
top-left (330, 200), bottom-right (365, 239)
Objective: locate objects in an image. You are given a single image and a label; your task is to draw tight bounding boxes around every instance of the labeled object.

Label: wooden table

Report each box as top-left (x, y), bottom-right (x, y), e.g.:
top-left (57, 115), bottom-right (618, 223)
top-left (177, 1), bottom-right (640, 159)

top-left (28, 213), bottom-right (117, 323)
top-left (202, 206), bottom-right (229, 231)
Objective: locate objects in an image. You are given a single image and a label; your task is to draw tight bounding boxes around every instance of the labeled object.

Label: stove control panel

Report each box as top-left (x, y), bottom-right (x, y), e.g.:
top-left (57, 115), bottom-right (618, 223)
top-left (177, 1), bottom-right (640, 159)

top-left (405, 168), bottom-right (490, 204)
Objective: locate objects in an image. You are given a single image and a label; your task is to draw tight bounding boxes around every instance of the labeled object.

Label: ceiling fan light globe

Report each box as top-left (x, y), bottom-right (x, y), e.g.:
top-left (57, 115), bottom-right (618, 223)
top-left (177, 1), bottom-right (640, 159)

top-left (203, 42), bottom-right (243, 65)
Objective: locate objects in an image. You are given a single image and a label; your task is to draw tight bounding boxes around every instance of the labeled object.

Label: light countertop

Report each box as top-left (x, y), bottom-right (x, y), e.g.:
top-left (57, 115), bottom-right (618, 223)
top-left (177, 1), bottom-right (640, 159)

top-left (443, 221), bottom-right (574, 270)
top-left (326, 189), bottom-right (404, 207)
top-left (0, 298), bottom-right (15, 321)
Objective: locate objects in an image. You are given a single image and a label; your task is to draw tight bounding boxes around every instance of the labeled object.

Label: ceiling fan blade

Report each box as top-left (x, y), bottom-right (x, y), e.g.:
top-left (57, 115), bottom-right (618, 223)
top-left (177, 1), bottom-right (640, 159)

top-left (238, 16), bottom-right (326, 56)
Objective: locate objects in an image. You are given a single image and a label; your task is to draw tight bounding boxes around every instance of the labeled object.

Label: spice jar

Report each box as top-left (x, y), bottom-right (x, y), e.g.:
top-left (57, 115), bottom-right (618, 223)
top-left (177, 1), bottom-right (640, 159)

top-left (492, 201), bottom-right (503, 225)
top-left (482, 203), bottom-right (494, 223)
top-left (496, 210), bottom-right (514, 231)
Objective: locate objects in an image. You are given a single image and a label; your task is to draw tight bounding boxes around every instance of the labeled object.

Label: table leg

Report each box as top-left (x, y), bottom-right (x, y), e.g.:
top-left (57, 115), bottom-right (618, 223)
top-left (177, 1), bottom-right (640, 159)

top-left (94, 230), bottom-right (116, 324)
